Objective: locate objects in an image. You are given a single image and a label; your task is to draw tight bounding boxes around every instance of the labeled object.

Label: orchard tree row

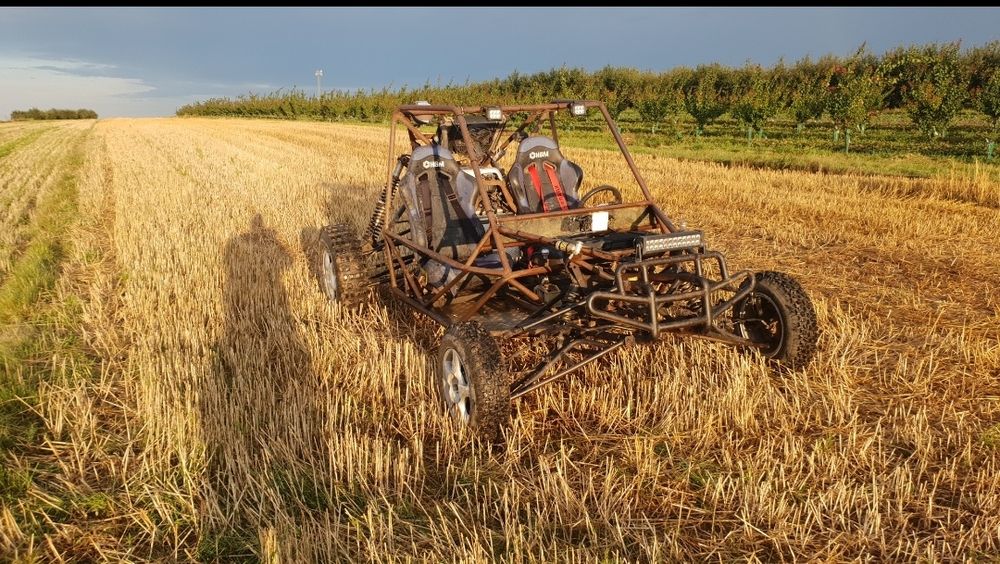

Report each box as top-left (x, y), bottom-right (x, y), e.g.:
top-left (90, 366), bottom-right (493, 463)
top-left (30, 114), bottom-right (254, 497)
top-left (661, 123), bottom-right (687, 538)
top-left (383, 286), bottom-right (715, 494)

top-left (177, 42), bottom-right (1000, 152)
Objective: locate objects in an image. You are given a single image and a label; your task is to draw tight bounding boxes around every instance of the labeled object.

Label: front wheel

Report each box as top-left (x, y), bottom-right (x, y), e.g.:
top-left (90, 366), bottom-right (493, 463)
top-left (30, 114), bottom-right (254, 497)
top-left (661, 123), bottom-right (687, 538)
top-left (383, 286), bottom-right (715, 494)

top-left (733, 271), bottom-right (818, 370)
top-left (436, 321), bottom-right (510, 441)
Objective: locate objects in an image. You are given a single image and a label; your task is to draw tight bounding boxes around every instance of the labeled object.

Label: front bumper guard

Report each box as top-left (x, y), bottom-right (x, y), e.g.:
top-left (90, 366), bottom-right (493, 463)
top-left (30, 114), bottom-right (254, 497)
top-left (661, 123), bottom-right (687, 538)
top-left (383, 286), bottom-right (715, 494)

top-left (585, 251), bottom-right (756, 339)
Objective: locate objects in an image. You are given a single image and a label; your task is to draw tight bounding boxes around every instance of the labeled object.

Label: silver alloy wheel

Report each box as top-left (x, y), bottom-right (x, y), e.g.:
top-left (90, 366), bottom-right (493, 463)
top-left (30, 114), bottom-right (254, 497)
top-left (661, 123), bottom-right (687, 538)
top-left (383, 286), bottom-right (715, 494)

top-left (441, 347), bottom-right (474, 422)
top-left (321, 248), bottom-right (339, 300)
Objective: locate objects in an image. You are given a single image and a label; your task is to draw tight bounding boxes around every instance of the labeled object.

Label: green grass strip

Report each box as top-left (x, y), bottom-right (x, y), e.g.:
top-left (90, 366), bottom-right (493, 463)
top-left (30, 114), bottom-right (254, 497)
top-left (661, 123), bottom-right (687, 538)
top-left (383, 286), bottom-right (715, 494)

top-left (0, 127), bottom-right (52, 159)
top-left (0, 126), bottom-right (88, 468)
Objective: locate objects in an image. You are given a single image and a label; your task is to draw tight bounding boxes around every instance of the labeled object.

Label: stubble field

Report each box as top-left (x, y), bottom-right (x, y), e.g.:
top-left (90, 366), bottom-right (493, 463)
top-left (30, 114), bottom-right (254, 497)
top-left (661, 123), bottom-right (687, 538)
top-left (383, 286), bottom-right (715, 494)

top-left (1, 117), bottom-right (998, 561)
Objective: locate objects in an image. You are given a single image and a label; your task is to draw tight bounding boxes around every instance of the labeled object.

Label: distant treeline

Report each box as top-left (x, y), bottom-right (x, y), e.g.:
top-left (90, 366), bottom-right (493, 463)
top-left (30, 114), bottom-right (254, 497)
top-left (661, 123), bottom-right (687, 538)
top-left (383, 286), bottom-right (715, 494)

top-left (177, 42), bottom-right (1000, 145)
top-left (11, 108), bottom-right (98, 121)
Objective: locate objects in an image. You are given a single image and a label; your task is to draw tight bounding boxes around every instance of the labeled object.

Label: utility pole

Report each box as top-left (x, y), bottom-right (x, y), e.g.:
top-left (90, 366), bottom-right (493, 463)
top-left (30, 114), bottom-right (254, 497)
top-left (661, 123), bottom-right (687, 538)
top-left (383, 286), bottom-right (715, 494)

top-left (315, 69), bottom-right (323, 99)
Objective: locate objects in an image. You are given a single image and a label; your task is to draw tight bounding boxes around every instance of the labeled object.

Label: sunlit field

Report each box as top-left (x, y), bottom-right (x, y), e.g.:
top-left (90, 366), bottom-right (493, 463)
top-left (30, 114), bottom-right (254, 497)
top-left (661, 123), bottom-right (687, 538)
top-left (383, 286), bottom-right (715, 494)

top-left (2, 117), bottom-right (998, 560)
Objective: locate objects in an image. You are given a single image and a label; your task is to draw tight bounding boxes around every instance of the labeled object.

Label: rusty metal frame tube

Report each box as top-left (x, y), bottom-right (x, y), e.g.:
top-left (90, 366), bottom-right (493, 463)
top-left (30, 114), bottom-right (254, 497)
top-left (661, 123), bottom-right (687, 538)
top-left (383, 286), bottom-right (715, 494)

top-left (510, 338), bottom-right (629, 399)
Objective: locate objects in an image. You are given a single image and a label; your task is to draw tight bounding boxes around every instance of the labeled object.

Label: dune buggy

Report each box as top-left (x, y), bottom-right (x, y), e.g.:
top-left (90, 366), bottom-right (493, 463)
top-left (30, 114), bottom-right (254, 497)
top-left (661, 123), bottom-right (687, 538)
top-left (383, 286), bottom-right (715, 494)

top-left (318, 100), bottom-right (818, 439)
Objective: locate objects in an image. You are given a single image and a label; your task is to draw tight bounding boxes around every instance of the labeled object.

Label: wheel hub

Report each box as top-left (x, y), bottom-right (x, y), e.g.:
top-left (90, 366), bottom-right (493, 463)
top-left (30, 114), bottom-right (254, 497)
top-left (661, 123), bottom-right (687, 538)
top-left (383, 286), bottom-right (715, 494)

top-left (321, 249), bottom-right (339, 300)
top-left (441, 348), bottom-right (474, 422)
top-left (736, 292), bottom-right (785, 355)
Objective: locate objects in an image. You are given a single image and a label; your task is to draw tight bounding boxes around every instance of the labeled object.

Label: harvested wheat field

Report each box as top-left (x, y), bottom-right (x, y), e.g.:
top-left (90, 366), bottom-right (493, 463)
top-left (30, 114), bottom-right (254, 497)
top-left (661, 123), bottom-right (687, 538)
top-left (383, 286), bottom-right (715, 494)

top-left (2, 117), bottom-right (999, 561)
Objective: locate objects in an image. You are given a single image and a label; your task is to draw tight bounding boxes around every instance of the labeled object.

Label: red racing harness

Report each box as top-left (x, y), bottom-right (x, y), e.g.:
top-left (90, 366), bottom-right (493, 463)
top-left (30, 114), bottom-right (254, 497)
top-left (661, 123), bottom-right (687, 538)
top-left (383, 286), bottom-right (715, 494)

top-left (525, 161), bottom-right (570, 212)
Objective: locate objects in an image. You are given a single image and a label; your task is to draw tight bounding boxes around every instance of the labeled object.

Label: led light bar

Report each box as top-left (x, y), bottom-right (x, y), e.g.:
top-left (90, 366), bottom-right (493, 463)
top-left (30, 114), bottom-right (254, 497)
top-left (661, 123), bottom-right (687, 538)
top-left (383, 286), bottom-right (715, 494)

top-left (486, 107), bottom-right (503, 121)
top-left (639, 231), bottom-right (704, 255)
top-left (571, 103), bottom-right (587, 116)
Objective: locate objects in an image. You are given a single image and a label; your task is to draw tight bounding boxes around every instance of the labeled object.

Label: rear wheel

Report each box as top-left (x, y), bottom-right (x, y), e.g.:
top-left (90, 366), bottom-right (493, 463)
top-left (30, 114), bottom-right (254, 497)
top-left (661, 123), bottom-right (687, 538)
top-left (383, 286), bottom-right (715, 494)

top-left (733, 271), bottom-right (818, 370)
top-left (318, 223), bottom-right (370, 310)
top-left (436, 321), bottom-right (509, 441)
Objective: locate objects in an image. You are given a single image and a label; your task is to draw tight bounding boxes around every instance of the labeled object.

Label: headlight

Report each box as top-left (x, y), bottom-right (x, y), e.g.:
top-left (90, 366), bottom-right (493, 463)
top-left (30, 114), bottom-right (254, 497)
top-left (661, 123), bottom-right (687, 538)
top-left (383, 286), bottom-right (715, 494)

top-left (486, 107), bottom-right (503, 121)
top-left (638, 231), bottom-right (703, 255)
top-left (571, 103), bottom-right (587, 116)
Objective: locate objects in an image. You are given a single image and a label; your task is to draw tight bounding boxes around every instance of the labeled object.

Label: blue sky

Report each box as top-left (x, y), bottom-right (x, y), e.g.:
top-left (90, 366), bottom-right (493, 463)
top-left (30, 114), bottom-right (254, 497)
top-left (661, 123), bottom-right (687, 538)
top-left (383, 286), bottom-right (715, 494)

top-left (1, 7), bottom-right (997, 118)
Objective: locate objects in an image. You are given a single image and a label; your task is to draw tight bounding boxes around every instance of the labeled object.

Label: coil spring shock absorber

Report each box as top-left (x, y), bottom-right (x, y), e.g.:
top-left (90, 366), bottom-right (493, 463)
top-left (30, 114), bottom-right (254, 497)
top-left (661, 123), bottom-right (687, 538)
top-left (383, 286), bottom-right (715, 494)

top-left (365, 154), bottom-right (410, 250)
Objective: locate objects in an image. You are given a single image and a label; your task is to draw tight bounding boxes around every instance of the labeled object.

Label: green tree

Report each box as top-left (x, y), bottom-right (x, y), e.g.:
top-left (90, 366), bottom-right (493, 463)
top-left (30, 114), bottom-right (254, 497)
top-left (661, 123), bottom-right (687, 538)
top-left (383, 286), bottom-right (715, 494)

top-left (788, 56), bottom-right (835, 133)
top-left (826, 49), bottom-right (885, 152)
top-left (979, 69), bottom-right (1000, 158)
top-left (636, 97), bottom-right (672, 134)
top-left (635, 76), bottom-right (680, 134)
top-left (891, 43), bottom-right (968, 138)
top-left (543, 65), bottom-right (590, 100)
top-left (683, 65), bottom-right (732, 135)
top-left (963, 41), bottom-right (1000, 100)
top-left (730, 63), bottom-right (783, 142)
top-left (790, 85), bottom-right (828, 133)
top-left (593, 66), bottom-right (641, 120)
top-left (979, 70), bottom-right (1000, 129)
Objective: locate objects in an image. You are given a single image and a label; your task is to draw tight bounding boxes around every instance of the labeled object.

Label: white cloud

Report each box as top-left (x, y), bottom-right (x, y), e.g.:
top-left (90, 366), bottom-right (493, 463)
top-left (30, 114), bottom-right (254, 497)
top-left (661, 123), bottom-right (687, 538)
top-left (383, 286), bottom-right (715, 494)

top-left (0, 55), bottom-right (186, 118)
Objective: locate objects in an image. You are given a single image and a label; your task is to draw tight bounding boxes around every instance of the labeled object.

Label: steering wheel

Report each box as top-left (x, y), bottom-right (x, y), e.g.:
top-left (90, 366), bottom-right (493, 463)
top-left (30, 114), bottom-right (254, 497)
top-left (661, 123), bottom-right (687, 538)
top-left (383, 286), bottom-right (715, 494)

top-left (579, 185), bottom-right (623, 208)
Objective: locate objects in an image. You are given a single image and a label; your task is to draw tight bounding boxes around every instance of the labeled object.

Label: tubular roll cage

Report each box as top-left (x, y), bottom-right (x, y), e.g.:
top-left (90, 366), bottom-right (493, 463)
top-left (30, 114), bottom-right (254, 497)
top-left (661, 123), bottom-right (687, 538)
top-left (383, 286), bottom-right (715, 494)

top-left (378, 101), bottom-right (759, 393)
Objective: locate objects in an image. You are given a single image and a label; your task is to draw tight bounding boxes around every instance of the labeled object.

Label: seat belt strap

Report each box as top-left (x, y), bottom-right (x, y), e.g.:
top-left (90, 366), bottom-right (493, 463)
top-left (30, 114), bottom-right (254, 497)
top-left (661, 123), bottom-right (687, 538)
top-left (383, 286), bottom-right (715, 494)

top-left (527, 162), bottom-right (548, 212)
top-left (543, 162), bottom-right (569, 211)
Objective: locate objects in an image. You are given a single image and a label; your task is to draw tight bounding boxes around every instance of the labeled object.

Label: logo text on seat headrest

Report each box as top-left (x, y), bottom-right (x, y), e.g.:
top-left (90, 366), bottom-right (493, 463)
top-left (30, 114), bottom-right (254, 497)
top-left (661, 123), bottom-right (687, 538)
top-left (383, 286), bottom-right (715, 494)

top-left (529, 150), bottom-right (550, 160)
top-left (422, 160), bottom-right (446, 169)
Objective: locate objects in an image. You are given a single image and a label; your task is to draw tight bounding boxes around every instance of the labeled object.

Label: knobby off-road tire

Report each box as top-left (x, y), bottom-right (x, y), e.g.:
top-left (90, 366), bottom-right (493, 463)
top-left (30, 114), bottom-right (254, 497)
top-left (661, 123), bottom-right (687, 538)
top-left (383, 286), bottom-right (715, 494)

top-left (436, 321), bottom-right (510, 441)
top-left (734, 271), bottom-right (818, 370)
top-left (318, 223), bottom-right (370, 311)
